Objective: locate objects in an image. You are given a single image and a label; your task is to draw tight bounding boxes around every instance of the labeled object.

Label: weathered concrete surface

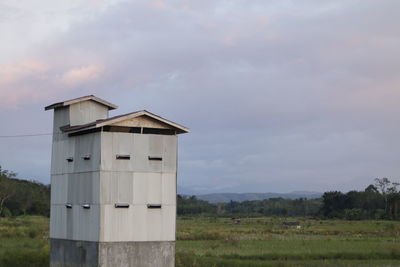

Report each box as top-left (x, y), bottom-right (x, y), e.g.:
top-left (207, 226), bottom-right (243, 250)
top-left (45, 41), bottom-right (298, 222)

top-left (51, 239), bottom-right (175, 267)
top-left (98, 241), bottom-right (175, 267)
top-left (50, 239), bottom-right (99, 267)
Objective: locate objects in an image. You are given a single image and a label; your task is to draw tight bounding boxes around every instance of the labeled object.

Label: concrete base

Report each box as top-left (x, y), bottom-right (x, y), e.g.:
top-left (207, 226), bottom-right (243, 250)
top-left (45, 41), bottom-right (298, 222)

top-left (50, 239), bottom-right (175, 267)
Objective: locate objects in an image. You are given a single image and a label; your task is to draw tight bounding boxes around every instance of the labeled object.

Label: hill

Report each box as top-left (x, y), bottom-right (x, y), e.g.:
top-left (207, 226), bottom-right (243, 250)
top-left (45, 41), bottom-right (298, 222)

top-left (196, 191), bottom-right (322, 203)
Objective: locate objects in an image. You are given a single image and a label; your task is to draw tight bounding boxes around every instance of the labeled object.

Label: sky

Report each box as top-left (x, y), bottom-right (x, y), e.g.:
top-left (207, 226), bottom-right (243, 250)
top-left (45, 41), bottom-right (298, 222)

top-left (1, 0), bottom-right (400, 194)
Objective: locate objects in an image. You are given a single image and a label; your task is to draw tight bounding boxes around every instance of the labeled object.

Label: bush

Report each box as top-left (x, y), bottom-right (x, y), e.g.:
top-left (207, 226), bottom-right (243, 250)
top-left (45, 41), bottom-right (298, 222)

top-left (344, 209), bottom-right (363, 220)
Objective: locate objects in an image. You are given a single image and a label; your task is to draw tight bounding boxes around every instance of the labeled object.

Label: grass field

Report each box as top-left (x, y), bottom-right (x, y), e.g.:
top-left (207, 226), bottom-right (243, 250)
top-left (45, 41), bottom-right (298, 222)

top-left (176, 217), bottom-right (400, 266)
top-left (1, 216), bottom-right (400, 266)
top-left (0, 216), bottom-right (49, 267)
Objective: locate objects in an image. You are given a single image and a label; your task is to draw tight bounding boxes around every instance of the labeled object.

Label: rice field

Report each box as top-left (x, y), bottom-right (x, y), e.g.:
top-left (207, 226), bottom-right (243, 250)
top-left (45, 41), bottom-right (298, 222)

top-left (1, 216), bottom-right (400, 266)
top-left (176, 217), bottom-right (400, 266)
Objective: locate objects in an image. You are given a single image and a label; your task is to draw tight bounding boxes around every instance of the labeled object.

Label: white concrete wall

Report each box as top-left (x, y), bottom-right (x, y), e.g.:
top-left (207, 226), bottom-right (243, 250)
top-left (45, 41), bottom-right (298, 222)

top-left (73, 133), bottom-right (101, 173)
top-left (67, 172), bottom-right (100, 204)
top-left (50, 203), bottom-right (100, 241)
top-left (98, 171), bottom-right (176, 242)
top-left (51, 174), bottom-right (68, 205)
top-left (50, 131), bottom-right (101, 241)
top-left (52, 107), bottom-right (69, 141)
top-left (98, 131), bottom-right (177, 242)
top-left (51, 137), bottom-right (75, 175)
top-left (101, 132), bottom-right (177, 173)
top-left (50, 204), bottom-right (67, 239)
top-left (51, 113), bottom-right (178, 243)
top-left (99, 204), bottom-right (175, 242)
top-left (51, 132), bottom-right (101, 176)
top-left (100, 132), bottom-right (135, 172)
top-left (100, 172), bottom-right (134, 204)
top-left (69, 100), bottom-right (108, 126)
top-left (72, 204), bottom-right (100, 241)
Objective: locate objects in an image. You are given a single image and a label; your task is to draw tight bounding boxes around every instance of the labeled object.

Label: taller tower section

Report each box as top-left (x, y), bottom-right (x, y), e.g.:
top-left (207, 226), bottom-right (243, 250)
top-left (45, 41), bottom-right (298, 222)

top-left (45, 95), bottom-right (188, 267)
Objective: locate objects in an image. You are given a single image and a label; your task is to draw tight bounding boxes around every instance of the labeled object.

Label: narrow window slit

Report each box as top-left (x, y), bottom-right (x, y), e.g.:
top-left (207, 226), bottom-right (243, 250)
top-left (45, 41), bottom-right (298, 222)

top-left (65, 204), bottom-right (72, 209)
top-left (142, 128), bottom-right (176, 135)
top-left (147, 204), bottom-right (162, 209)
top-left (148, 156), bottom-right (162, 161)
top-left (82, 155), bottom-right (91, 160)
top-left (116, 154), bottom-right (131, 160)
top-left (66, 157), bottom-right (74, 162)
top-left (82, 204), bottom-right (90, 209)
top-left (102, 126), bottom-right (141, 133)
top-left (115, 203), bottom-right (130, 208)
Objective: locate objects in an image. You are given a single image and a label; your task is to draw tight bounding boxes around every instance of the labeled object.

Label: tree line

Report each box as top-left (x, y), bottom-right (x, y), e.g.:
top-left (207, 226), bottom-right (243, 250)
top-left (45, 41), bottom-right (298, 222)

top-left (1, 166), bottom-right (400, 220)
top-left (0, 167), bottom-right (50, 217)
top-left (178, 178), bottom-right (400, 220)
top-left (321, 178), bottom-right (400, 220)
top-left (177, 195), bottom-right (322, 217)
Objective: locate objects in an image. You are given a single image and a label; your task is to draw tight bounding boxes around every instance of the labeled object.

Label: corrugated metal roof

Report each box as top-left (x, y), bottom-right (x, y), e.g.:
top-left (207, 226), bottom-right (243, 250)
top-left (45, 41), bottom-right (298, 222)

top-left (44, 95), bottom-right (118, 110)
top-left (60, 110), bottom-right (189, 134)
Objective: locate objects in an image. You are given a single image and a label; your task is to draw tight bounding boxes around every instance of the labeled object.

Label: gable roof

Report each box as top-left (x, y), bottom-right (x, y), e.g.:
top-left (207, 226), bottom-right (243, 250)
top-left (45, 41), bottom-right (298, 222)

top-left (60, 110), bottom-right (189, 134)
top-left (44, 95), bottom-right (118, 111)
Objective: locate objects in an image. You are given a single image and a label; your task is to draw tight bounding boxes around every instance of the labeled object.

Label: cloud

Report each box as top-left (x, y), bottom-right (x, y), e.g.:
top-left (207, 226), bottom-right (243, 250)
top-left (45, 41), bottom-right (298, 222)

top-left (1, 0), bottom-right (400, 192)
top-left (0, 60), bottom-right (50, 108)
top-left (0, 61), bottom-right (104, 108)
top-left (149, 0), bottom-right (167, 9)
top-left (61, 64), bottom-right (104, 87)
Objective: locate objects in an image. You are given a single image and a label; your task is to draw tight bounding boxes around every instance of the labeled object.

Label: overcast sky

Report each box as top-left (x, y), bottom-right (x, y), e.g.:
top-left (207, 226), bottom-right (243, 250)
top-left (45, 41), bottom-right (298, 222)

top-left (1, 0), bottom-right (400, 194)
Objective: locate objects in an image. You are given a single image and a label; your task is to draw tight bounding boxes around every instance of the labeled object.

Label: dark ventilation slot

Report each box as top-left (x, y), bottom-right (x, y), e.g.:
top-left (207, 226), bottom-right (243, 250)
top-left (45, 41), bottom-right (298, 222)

top-left (66, 157), bottom-right (74, 162)
top-left (115, 203), bottom-right (130, 208)
top-left (147, 204), bottom-right (162, 209)
top-left (82, 155), bottom-right (91, 160)
top-left (82, 204), bottom-right (90, 209)
top-left (65, 204), bottom-right (72, 209)
top-left (103, 126), bottom-right (141, 133)
top-left (142, 128), bottom-right (176, 135)
top-left (116, 154), bottom-right (131, 160)
top-left (148, 156), bottom-right (162, 161)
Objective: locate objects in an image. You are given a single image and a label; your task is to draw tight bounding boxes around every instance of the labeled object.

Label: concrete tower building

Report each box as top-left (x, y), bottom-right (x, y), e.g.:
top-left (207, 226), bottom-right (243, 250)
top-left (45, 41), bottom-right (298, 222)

top-left (45, 95), bottom-right (189, 267)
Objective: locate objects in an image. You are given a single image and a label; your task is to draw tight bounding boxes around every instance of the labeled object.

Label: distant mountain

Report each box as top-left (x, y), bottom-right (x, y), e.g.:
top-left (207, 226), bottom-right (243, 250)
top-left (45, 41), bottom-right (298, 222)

top-left (196, 192), bottom-right (322, 203)
top-left (177, 185), bottom-right (201, 196)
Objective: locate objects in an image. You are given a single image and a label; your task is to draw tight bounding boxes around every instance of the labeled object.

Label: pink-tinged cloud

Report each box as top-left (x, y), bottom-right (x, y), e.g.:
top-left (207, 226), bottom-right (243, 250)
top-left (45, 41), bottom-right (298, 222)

top-left (61, 64), bottom-right (104, 87)
top-left (0, 60), bottom-right (52, 108)
top-left (149, 0), bottom-right (167, 9)
top-left (0, 60), bottom-right (50, 84)
top-left (0, 61), bottom-right (105, 109)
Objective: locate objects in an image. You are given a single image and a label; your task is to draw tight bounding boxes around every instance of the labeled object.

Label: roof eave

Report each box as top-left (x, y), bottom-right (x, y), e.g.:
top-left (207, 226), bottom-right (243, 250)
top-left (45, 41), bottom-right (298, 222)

top-left (96, 110), bottom-right (190, 134)
top-left (44, 95), bottom-right (118, 111)
top-left (61, 125), bottom-right (98, 134)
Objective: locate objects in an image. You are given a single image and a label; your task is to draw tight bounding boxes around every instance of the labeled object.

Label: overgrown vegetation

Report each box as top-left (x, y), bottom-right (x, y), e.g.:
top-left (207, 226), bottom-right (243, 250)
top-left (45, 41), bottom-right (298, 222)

top-left (0, 216), bottom-right (49, 267)
top-left (0, 167), bottom-right (50, 217)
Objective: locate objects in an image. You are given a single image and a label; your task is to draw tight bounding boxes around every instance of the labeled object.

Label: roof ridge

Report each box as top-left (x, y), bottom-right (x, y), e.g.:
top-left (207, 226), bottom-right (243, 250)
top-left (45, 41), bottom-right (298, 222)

top-left (60, 110), bottom-right (189, 134)
top-left (44, 95), bottom-right (118, 110)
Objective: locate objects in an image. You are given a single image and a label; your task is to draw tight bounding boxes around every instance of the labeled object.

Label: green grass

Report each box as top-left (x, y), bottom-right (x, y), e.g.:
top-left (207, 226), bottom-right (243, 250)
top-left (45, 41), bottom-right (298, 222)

top-left (176, 217), bottom-right (400, 266)
top-left (0, 216), bottom-right (49, 267)
top-left (1, 216), bottom-right (400, 266)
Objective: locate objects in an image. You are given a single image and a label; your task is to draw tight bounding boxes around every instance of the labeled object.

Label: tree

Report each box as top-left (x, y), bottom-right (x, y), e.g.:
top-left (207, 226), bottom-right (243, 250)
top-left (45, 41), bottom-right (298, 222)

top-left (374, 177), bottom-right (400, 219)
top-left (320, 191), bottom-right (347, 218)
top-left (0, 166), bottom-right (16, 216)
top-left (375, 177), bottom-right (393, 215)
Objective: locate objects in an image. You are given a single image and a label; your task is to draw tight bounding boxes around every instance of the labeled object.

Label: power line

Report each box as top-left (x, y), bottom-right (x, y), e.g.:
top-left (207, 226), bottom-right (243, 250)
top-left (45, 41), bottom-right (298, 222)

top-left (0, 133), bottom-right (53, 138)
